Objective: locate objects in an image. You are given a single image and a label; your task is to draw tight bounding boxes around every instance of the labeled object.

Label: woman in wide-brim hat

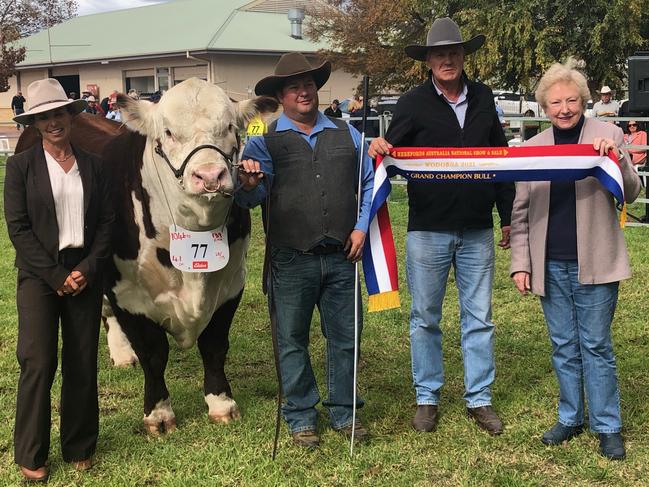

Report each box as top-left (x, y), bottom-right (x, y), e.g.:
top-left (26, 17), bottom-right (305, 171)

top-left (5, 78), bottom-right (114, 482)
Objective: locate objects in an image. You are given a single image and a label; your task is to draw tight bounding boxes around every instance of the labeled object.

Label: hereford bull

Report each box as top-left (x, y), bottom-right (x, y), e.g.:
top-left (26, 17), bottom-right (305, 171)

top-left (106, 79), bottom-right (277, 433)
top-left (16, 78), bottom-right (277, 434)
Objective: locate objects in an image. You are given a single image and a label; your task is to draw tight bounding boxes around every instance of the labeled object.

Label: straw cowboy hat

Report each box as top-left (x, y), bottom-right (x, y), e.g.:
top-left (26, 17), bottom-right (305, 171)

top-left (255, 52), bottom-right (331, 97)
top-left (598, 85), bottom-right (613, 95)
top-left (405, 17), bottom-right (485, 61)
top-left (13, 78), bottom-right (87, 125)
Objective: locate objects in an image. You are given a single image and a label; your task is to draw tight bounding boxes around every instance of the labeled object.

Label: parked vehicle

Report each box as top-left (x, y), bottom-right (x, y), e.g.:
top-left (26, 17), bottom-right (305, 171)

top-left (493, 91), bottom-right (544, 117)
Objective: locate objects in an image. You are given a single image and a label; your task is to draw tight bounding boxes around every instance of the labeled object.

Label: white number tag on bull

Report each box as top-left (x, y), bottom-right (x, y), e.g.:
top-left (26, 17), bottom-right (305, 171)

top-left (169, 225), bottom-right (229, 272)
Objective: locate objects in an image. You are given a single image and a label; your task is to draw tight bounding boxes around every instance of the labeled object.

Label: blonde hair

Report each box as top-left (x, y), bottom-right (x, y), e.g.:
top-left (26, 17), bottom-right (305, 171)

top-left (348, 99), bottom-right (362, 112)
top-left (536, 58), bottom-right (591, 110)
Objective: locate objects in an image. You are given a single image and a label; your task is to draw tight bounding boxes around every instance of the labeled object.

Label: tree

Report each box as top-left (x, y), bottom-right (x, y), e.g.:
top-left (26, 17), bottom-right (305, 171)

top-left (307, 0), bottom-right (648, 97)
top-left (0, 0), bottom-right (77, 92)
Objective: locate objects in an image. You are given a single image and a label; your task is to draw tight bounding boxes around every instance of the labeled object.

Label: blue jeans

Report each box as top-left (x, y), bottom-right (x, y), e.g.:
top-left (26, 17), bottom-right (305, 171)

top-left (540, 260), bottom-right (622, 433)
top-left (406, 229), bottom-right (496, 407)
top-left (271, 247), bottom-right (363, 433)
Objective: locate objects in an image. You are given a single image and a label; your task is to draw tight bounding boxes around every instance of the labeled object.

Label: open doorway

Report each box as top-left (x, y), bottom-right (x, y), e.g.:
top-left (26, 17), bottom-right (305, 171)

top-left (54, 75), bottom-right (80, 99)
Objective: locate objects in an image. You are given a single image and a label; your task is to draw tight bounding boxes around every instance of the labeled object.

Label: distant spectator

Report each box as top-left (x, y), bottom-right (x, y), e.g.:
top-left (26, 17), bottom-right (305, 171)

top-left (624, 120), bottom-right (647, 167)
top-left (105, 103), bottom-right (122, 123)
top-left (350, 99), bottom-right (379, 137)
top-left (68, 91), bottom-right (77, 101)
top-left (100, 90), bottom-right (117, 114)
top-left (149, 91), bottom-right (162, 103)
top-left (84, 96), bottom-right (105, 116)
top-left (324, 99), bottom-right (342, 118)
top-left (11, 91), bottom-right (26, 130)
top-left (617, 99), bottom-right (649, 133)
top-left (127, 89), bottom-right (139, 100)
top-left (592, 86), bottom-right (619, 118)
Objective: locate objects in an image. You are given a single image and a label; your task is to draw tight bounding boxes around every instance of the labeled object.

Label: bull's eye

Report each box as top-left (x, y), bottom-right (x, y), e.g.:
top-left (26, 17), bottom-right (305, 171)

top-left (165, 129), bottom-right (172, 138)
top-left (228, 124), bottom-right (234, 132)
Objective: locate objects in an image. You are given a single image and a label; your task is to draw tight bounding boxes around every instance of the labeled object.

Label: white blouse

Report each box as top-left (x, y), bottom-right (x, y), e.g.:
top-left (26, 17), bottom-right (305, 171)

top-left (44, 150), bottom-right (85, 250)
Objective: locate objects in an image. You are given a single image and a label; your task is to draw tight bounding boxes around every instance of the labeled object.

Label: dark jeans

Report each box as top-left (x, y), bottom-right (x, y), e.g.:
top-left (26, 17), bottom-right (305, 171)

top-left (270, 247), bottom-right (363, 433)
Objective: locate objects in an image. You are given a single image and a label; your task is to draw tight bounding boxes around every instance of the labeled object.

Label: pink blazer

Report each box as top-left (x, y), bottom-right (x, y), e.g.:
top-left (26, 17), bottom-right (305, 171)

top-left (510, 118), bottom-right (642, 296)
top-left (624, 130), bottom-right (647, 166)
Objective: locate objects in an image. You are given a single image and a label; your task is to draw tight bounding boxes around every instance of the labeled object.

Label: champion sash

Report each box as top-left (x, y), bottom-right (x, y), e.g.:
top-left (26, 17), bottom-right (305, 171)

top-left (363, 144), bottom-right (625, 312)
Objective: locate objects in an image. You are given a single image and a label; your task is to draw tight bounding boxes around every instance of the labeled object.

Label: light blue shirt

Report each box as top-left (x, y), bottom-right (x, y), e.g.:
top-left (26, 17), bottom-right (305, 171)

top-left (235, 112), bottom-right (374, 234)
top-left (432, 77), bottom-right (469, 128)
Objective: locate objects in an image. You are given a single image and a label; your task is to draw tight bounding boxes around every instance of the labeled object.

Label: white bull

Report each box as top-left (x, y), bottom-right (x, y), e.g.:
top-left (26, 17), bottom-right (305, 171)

top-left (101, 78), bottom-right (276, 434)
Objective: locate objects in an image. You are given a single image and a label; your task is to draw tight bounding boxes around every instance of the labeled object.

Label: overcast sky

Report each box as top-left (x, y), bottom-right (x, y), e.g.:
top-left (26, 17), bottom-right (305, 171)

top-left (76, 0), bottom-right (171, 16)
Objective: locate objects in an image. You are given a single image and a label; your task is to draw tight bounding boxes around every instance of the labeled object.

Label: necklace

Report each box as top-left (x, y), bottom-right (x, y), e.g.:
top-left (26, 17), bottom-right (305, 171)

top-left (53, 152), bottom-right (74, 163)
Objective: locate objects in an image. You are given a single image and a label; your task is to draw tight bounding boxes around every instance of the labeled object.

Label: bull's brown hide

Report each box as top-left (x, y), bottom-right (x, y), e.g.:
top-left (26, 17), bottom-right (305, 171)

top-left (15, 112), bottom-right (126, 156)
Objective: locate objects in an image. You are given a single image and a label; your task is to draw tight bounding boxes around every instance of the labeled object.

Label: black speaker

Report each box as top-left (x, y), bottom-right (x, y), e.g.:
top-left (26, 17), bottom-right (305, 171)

top-left (629, 52), bottom-right (649, 112)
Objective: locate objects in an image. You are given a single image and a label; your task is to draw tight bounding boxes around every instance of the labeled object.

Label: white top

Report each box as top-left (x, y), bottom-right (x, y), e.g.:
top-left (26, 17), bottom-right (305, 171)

top-left (106, 110), bottom-right (122, 122)
top-left (432, 77), bottom-right (468, 128)
top-left (44, 150), bottom-right (85, 250)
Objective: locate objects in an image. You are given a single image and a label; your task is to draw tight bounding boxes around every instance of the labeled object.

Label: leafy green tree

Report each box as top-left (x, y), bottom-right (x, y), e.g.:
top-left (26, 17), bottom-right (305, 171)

top-left (0, 0), bottom-right (77, 92)
top-left (308, 0), bottom-right (648, 97)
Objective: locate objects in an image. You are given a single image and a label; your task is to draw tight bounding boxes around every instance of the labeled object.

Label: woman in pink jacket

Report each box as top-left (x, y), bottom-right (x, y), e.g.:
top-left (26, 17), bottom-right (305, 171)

top-left (509, 59), bottom-right (641, 460)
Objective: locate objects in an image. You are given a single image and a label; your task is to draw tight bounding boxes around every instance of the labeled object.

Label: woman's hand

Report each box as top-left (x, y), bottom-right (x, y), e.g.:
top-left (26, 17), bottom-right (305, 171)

top-left (512, 271), bottom-right (531, 295)
top-left (57, 271), bottom-right (87, 296)
top-left (593, 137), bottom-right (618, 157)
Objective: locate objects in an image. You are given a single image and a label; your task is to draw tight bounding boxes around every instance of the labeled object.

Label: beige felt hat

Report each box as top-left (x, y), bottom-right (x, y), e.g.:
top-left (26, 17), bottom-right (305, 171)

top-left (13, 78), bottom-right (87, 125)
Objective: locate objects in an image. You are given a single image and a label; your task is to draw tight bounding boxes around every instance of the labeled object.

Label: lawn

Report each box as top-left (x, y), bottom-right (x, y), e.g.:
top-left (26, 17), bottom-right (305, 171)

top-left (0, 160), bottom-right (647, 486)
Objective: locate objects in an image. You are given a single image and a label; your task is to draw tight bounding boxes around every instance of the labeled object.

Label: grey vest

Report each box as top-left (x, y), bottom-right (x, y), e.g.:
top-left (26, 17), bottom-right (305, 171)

top-left (264, 117), bottom-right (358, 251)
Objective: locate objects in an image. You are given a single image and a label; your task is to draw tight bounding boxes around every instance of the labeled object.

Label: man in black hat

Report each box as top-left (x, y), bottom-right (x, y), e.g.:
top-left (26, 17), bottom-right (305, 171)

top-left (369, 17), bottom-right (514, 436)
top-left (324, 99), bottom-right (342, 118)
top-left (235, 52), bottom-right (374, 448)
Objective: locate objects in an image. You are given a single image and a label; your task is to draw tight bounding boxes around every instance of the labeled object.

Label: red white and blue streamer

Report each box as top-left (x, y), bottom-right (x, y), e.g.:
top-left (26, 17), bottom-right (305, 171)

top-left (362, 144), bottom-right (625, 312)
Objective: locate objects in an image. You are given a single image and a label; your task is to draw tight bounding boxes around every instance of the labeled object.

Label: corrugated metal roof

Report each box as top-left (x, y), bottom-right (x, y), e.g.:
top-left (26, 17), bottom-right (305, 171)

top-left (17, 0), bottom-right (324, 67)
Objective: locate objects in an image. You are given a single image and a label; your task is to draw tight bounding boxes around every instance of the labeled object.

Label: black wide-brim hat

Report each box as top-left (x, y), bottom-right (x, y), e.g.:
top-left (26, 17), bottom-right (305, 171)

top-left (405, 17), bottom-right (485, 61)
top-left (255, 52), bottom-right (331, 97)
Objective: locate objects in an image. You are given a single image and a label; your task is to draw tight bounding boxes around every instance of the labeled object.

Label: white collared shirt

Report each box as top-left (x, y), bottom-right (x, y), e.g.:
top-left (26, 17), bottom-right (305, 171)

top-left (44, 150), bottom-right (85, 250)
top-left (432, 77), bottom-right (469, 128)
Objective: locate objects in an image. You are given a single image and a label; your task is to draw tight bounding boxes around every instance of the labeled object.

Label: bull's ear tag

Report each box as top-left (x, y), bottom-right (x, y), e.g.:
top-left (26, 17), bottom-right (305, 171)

top-left (169, 225), bottom-right (229, 272)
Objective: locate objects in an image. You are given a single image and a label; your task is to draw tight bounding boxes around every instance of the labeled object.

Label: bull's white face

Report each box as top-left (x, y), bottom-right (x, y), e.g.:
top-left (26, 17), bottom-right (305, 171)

top-left (119, 78), bottom-right (276, 197)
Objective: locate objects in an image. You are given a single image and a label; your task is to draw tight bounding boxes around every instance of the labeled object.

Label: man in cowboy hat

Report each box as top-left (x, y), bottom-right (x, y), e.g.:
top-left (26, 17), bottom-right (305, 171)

top-left (235, 52), bottom-right (374, 447)
top-left (593, 86), bottom-right (619, 118)
top-left (369, 17), bottom-right (513, 436)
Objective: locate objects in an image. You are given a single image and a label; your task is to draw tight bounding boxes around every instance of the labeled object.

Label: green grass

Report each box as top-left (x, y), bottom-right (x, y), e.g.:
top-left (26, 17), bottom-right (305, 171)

top-left (0, 167), bottom-right (648, 486)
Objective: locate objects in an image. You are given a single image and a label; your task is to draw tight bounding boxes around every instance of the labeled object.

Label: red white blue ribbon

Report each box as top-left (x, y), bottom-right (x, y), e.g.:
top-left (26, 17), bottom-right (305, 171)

top-left (362, 144), bottom-right (624, 311)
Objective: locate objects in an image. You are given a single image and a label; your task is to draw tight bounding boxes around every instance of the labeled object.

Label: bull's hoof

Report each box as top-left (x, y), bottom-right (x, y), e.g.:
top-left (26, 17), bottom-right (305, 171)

top-left (205, 392), bottom-right (240, 424)
top-left (143, 398), bottom-right (176, 435)
top-left (144, 417), bottom-right (177, 436)
top-left (111, 355), bottom-right (139, 368)
top-left (209, 408), bottom-right (241, 424)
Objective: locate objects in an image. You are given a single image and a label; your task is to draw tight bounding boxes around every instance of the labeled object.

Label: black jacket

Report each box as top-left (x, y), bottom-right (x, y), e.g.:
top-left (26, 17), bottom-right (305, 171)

top-left (385, 74), bottom-right (514, 231)
top-left (4, 144), bottom-right (115, 290)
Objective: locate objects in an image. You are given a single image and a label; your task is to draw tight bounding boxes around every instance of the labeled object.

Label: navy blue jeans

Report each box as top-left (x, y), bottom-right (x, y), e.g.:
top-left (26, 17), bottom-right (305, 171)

top-left (271, 247), bottom-right (363, 433)
top-left (540, 260), bottom-right (622, 433)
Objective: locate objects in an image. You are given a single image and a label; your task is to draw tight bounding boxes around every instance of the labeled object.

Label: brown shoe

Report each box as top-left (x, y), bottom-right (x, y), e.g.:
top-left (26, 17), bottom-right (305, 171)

top-left (19, 465), bottom-right (49, 482)
top-left (292, 429), bottom-right (320, 448)
top-left (467, 406), bottom-right (503, 435)
top-left (412, 405), bottom-right (439, 432)
top-left (336, 420), bottom-right (370, 443)
top-left (72, 458), bottom-right (92, 471)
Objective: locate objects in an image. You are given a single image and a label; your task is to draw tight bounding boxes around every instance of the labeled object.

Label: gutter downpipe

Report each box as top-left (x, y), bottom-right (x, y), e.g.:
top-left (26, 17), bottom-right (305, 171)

top-left (186, 50), bottom-right (213, 83)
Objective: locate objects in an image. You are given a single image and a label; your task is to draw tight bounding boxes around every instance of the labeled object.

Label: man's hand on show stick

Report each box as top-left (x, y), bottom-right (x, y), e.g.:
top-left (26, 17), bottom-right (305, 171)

top-left (345, 230), bottom-right (366, 262)
top-left (498, 225), bottom-right (511, 249)
top-left (238, 159), bottom-right (264, 190)
top-left (368, 137), bottom-right (393, 159)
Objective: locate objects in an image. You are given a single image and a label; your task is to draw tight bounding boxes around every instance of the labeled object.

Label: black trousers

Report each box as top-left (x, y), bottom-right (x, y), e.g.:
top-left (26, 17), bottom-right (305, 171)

top-left (14, 249), bottom-right (102, 469)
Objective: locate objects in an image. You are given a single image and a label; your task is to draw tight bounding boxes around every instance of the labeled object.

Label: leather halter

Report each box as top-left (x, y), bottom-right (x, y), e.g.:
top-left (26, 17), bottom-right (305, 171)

top-left (154, 139), bottom-right (241, 196)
